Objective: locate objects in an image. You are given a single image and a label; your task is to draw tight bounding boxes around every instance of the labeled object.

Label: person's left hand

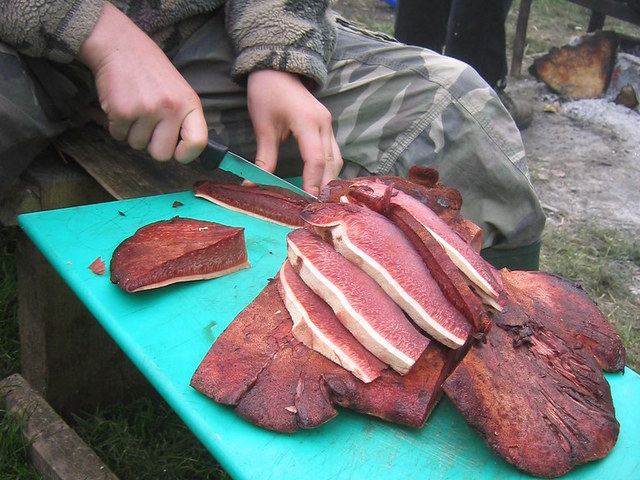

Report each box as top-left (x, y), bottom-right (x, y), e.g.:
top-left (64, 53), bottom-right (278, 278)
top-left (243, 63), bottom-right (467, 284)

top-left (247, 70), bottom-right (343, 197)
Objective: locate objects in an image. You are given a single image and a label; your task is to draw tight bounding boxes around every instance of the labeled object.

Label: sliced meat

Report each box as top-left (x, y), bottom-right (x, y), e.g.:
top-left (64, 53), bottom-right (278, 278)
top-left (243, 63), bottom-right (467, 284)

top-left (300, 202), bottom-right (472, 349)
top-left (191, 279), bottom-right (449, 431)
top-left (286, 228), bottom-right (430, 374)
top-left (278, 260), bottom-right (387, 383)
top-left (189, 280), bottom-right (293, 407)
top-left (348, 180), bottom-right (504, 310)
top-left (382, 205), bottom-right (492, 339)
top-left (443, 269), bottom-right (624, 478)
top-left (194, 181), bottom-right (311, 227)
top-left (110, 216), bottom-right (249, 293)
top-left (234, 335), bottom-right (340, 432)
top-left (191, 279), bottom-right (339, 432)
top-left (318, 176), bottom-right (483, 249)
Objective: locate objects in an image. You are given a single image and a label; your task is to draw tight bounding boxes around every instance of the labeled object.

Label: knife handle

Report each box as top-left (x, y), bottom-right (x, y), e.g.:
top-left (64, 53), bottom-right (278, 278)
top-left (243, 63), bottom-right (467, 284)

top-left (200, 139), bottom-right (229, 170)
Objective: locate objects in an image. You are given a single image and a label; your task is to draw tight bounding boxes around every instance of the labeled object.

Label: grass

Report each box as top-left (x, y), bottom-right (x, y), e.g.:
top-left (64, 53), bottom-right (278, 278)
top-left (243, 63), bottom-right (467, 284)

top-left (0, 408), bottom-right (41, 480)
top-left (71, 397), bottom-right (230, 480)
top-left (540, 222), bottom-right (640, 369)
top-left (2, 2), bottom-right (640, 478)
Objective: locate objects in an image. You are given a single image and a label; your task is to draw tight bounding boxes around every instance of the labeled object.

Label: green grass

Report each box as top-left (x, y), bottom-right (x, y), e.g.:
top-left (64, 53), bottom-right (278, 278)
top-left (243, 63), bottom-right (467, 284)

top-left (1, 226), bottom-right (41, 480)
top-left (540, 222), bottom-right (640, 369)
top-left (72, 397), bottom-right (230, 480)
top-left (0, 226), bottom-right (19, 378)
top-left (0, 408), bottom-right (41, 480)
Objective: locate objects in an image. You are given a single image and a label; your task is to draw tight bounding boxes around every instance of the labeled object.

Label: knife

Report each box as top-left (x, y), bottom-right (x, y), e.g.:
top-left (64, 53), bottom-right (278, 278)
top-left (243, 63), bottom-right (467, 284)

top-left (200, 139), bottom-right (315, 199)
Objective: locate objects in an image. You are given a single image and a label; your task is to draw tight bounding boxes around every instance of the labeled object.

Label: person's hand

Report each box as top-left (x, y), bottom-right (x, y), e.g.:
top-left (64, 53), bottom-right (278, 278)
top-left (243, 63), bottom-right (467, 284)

top-left (77, 3), bottom-right (207, 163)
top-left (247, 70), bottom-right (343, 197)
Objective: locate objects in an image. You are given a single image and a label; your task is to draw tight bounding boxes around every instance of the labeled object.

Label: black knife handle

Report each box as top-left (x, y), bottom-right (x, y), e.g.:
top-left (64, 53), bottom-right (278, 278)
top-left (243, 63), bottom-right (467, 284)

top-left (200, 139), bottom-right (229, 170)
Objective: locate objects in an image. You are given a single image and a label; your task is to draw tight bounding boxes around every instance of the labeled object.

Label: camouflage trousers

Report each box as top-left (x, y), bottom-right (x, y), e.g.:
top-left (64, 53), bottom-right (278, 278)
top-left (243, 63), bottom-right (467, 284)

top-left (0, 11), bottom-right (544, 261)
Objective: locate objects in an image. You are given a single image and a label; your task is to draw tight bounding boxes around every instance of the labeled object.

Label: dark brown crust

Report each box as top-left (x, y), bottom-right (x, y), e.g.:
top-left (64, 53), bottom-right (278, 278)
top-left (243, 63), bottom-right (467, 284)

top-left (443, 269), bottom-right (624, 478)
top-left (191, 280), bottom-right (451, 432)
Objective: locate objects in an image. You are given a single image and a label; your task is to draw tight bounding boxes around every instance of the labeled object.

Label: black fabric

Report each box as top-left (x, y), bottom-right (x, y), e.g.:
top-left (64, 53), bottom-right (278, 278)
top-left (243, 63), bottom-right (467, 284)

top-left (394, 0), bottom-right (513, 88)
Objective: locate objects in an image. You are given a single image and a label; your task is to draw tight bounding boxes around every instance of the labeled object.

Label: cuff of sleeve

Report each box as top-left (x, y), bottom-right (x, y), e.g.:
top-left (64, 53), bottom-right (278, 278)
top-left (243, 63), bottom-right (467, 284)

top-left (231, 46), bottom-right (328, 90)
top-left (48, 0), bottom-right (106, 63)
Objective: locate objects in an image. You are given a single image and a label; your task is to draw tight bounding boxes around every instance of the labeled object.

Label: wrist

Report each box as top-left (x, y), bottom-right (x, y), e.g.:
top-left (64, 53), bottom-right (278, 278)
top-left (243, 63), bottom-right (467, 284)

top-left (77, 3), bottom-right (140, 71)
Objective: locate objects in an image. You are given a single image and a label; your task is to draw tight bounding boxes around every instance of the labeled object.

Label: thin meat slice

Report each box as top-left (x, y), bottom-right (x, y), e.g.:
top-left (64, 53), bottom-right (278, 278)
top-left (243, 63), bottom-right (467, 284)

top-left (278, 260), bottom-right (387, 383)
top-left (194, 181), bottom-right (311, 227)
top-left (348, 180), bottom-right (505, 310)
top-left (443, 269), bottom-right (624, 478)
top-left (318, 176), bottom-right (483, 249)
top-left (110, 216), bottom-right (249, 293)
top-left (286, 228), bottom-right (430, 374)
top-left (382, 206), bottom-right (492, 339)
top-left (300, 202), bottom-right (472, 349)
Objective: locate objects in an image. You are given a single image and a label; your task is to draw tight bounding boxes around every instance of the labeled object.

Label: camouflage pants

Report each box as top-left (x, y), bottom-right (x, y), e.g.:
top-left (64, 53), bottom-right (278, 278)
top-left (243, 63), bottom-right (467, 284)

top-left (0, 11), bottom-right (544, 259)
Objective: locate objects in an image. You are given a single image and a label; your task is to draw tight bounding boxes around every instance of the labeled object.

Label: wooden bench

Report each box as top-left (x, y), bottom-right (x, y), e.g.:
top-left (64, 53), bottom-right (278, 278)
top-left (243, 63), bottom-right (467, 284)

top-left (511, 0), bottom-right (640, 77)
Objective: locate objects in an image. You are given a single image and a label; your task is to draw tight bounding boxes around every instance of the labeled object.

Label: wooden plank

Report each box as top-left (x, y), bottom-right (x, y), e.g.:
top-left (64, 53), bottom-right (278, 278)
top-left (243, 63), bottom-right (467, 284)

top-left (17, 231), bottom-right (153, 417)
top-left (1, 374), bottom-right (119, 480)
top-left (569, 0), bottom-right (640, 25)
top-left (54, 124), bottom-right (239, 200)
top-left (510, 0), bottom-right (533, 78)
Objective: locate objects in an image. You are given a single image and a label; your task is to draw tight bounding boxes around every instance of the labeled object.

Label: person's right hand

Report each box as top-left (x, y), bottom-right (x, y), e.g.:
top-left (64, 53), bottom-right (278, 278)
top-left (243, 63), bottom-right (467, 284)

top-left (77, 2), bottom-right (207, 163)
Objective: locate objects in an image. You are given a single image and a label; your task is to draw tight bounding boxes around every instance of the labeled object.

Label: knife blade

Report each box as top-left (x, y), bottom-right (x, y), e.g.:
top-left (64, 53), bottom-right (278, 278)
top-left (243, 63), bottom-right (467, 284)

top-left (200, 139), bottom-right (315, 199)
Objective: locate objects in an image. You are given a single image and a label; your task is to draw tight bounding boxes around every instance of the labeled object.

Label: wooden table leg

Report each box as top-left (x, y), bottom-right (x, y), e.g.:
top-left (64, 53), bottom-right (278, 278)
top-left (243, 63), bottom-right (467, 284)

top-left (510, 0), bottom-right (533, 78)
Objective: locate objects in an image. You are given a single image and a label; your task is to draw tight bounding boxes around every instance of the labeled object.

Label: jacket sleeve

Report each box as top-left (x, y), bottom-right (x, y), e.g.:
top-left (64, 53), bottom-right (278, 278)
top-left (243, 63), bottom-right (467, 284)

top-left (225, 0), bottom-right (337, 88)
top-left (0, 0), bottom-right (106, 63)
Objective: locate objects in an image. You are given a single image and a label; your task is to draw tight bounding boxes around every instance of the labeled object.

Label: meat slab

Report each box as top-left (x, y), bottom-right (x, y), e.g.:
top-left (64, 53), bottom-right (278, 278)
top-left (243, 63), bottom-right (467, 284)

top-left (110, 216), bottom-right (249, 292)
top-left (286, 227), bottom-right (430, 374)
top-left (194, 181), bottom-right (311, 227)
top-left (443, 269), bottom-right (625, 478)
top-left (300, 202), bottom-right (472, 348)
top-left (191, 279), bottom-right (454, 432)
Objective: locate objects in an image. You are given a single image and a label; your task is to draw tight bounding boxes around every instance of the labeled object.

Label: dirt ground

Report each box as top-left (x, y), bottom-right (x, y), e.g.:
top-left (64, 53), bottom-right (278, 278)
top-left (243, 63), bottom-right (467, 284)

top-left (332, 1), bottom-right (640, 238)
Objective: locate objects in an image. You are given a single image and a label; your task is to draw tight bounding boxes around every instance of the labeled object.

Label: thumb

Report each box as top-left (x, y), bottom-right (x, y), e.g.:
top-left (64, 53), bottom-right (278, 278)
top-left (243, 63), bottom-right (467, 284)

top-left (174, 108), bottom-right (208, 163)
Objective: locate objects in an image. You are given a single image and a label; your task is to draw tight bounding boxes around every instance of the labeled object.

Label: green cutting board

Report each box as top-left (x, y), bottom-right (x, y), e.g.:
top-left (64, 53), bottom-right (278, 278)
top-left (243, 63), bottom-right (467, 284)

top-left (18, 191), bottom-right (640, 480)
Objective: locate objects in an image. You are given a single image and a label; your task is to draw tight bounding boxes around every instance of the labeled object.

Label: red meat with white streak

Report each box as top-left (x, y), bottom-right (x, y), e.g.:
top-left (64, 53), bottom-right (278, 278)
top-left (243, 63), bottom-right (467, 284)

top-left (349, 180), bottom-right (504, 309)
top-left (278, 260), bottom-right (387, 383)
top-left (300, 202), bottom-right (472, 349)
top-left (286, 228), bottom-right (430, 375)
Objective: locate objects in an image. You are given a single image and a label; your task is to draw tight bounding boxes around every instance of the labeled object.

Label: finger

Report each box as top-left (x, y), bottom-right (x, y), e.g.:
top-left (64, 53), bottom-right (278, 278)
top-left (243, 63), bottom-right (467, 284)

top-left (322, 136), bottom-right (343, 188)
top-left (254, 133), bottom-right (281, 174)
top-left (296, 132), bottom-right (326, 198)
top-left (127, 116), bottom-right (158, 151)
top-left (108, 117), bottom-right (133, 142)
top-left (174, 108), bottom-right (208, 163)
top-left (147, 118), bottom-right (181, 162)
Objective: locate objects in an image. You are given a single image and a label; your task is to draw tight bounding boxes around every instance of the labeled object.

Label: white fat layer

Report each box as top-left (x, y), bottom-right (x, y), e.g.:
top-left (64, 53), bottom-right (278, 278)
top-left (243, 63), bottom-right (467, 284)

top-left (129, 260), bottom-right (250, 292)
top-left (425, 225), bottom-right (499, 300)
top-left (287, 239), bottom-right (413, 373)
top-left (330, 225), bottom-right (465, 348)
top-left (195, 193), bottom-right (297, 228)
top-left (279, 265), bottom-right (374, 382)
